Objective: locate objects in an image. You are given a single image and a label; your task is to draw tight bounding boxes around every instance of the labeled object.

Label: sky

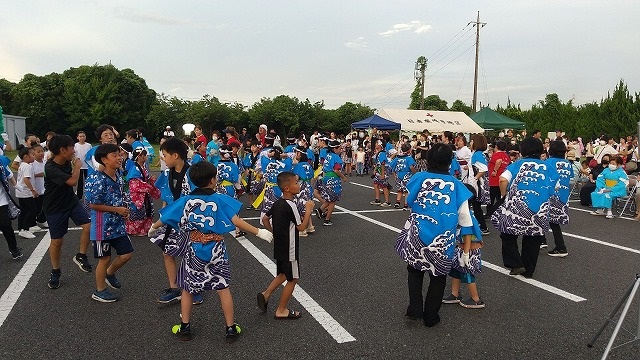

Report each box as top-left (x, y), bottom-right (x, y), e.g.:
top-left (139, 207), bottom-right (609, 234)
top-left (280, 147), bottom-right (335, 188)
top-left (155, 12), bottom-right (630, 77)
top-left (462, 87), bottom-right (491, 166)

top-left (1, 0), bottom-right (639, 111)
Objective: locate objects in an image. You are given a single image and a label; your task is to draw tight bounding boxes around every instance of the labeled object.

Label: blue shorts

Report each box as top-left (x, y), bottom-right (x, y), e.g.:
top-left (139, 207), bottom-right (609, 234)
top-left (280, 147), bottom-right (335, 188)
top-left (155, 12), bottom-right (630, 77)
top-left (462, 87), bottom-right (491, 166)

top-left (449, 268), bottom-right (476, 284)
top-left (93, 236), bottom-right (134, 258)
top-left (46, 203), bottom-right (90, 239)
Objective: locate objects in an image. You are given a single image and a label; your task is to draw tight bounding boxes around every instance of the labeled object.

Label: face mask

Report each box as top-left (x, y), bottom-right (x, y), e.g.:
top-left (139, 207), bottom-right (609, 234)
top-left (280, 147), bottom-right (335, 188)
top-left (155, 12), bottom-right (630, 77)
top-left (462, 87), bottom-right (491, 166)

top-left (600, 140), bottom-right (606, 145)
top-left (511, 141), bottom-right (516, 145)
top-left (212, 136), bottom-right (218, 141)
top-left (608, 164), bottom-right (617, 171)
top-left (298, 141), bottom-right (304, 146)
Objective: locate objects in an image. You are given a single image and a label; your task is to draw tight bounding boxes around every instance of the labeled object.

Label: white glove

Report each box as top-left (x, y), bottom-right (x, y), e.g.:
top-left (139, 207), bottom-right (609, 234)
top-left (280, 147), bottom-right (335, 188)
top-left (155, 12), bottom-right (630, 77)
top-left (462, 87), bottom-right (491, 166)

top-left (148, 226), bottom-right (161, 238)
top-left (460, 252), bottom-right (471, 268)
top-left (256, 228), bottom-right (273, 243)
top-left (1, 133), bottom-right (8, 141)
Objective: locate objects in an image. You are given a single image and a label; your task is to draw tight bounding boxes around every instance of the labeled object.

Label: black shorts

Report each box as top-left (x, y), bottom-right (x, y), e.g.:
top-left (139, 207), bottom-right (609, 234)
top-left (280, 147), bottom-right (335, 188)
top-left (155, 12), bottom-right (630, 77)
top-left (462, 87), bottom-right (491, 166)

top-left (276, 260), bottom-right (300, 282)
top-left (46, 202), bottom-right (90, 239)
top-left (93, 236), bottom-right (134, 258)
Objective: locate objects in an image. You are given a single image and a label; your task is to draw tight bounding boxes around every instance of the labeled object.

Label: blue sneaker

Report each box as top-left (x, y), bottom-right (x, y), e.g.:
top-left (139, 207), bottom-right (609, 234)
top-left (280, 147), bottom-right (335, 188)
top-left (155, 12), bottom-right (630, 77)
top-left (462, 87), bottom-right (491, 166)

top-left (48, 270), bottom-right (61, 289)
top-left (192, 293), bottom-right (204, 305)
top-left (92, 289), bottom-right (118, 303)
top-left (158, 288), bottom-right (181, 303)
top-left (106, 274), bottom-right (121, 289)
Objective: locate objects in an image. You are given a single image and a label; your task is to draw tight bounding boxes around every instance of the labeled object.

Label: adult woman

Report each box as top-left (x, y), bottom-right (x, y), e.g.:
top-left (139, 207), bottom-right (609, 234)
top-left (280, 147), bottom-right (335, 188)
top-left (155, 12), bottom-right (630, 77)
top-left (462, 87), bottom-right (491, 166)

top-left (414, 132), bottom-right (429, 172)
top-left (591, 156), bottom-right (629, 219)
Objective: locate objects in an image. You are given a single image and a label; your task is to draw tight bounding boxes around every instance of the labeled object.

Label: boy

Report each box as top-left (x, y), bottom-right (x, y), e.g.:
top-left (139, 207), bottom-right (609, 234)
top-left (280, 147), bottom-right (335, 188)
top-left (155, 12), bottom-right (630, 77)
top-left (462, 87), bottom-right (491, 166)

top-left (148, 161), bottom-right (272, 341)
top-left (74, 131), bottom-right (92, 199)
top-left (15, 146), bottom-right (39, 239)
top-left (152, 137), bottom-right (200, 304)
top-left (85, 144), bottom-right (134, 302)
top-left (32, 144), bottom-right (47, 229)
top-left (258, 172), bottom-right (314, 319)
top-left (44, 135), bottom-right (92, 289)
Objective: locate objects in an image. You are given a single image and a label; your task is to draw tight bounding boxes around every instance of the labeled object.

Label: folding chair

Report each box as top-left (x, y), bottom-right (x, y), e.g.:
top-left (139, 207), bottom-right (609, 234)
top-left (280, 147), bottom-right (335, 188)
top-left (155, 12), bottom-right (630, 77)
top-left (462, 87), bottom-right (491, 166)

top-left (569, 162), bottom-right (587, 200)
top-left (615, 175), bottom-right (638, 217)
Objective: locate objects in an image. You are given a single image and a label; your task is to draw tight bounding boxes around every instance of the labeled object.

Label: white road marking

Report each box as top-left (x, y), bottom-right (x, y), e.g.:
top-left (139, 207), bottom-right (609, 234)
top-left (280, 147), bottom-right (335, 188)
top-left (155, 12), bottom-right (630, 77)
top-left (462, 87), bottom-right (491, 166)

top-left (234, 234), bottom-right (356, 344)
top-left (568, 205), bottom-right (636, 221)
top-left (0, 232), bottom-right (51, 328)
top-left (241, 208), bottom-right (400, 221)
top-left (332, 198), bottom-right (588, 303)
top-left (561, 231), bottom-right (640, 255)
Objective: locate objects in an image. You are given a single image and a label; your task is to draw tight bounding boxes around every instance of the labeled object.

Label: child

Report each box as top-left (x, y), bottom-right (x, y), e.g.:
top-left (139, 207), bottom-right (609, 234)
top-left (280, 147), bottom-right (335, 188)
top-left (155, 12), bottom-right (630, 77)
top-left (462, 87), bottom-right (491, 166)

top-left (343, 140), bottom-right (353, 177)
top-left (216, 145), bottom-right (240, 198)
top-left (369, 140), bottom-right (391, 207)
top-left (15, 146), bottom-right (39, 239)
top-left (355, 146), bottom-right (366, 176)
top-left (32, 144), bottom-right (47, 228)
top-left (126, 147), bottom-right (161, 236)
top-left (148, 161), bottom-right (273, 341)
top-left (0, 155), bottom-right (22, 260)
top-left (389, 142), bottom-right (416, 210)
top-left (258, 171), bottom-right (314, 319)
top-left (546, 140), bottom-right (574, 256)
top-left (152, 137), bottom-right (200, 304)
top-left (315, 140), bottom-right (347, 226)
top-left (255, 146), bottom-right (292, 221)
top-left (74, 131), bottom-right (92, 199)
top-left (191, 141), bottom-right (205, 164)
top-left (491, 137), bottom-right (554, 278)
top-left (395, 143), bottom-right (477, 326)
top-left (85, 144), bottom-right (134, 302)
top-left (44, 135), bottom-right (92, 289)
top-left (206, 130), bottom-right (221, 165)
top-left (242, 140), bottom-right (262, 210)
top-left (293, 147), bottom-right (315, 236)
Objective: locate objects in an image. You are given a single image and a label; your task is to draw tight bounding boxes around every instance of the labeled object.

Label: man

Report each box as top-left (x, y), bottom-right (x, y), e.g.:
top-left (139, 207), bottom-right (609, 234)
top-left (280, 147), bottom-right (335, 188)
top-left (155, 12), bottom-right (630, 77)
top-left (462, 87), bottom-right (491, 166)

top-left (163, 126), bottom-right (175, 138)
top-left (532, 130), bottom-right (542, 140)
top-left (238, 128), bottom-right (250, 144)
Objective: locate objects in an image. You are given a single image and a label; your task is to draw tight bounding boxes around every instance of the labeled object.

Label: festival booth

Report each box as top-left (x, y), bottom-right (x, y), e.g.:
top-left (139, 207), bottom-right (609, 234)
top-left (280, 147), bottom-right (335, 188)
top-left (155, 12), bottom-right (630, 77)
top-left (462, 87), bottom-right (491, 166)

top-left (351, 114), bottom-right (401, 131)
top-left (470, 107), bottom-right (526, 130)
top-left (376, 109), bottom-right (484, 134)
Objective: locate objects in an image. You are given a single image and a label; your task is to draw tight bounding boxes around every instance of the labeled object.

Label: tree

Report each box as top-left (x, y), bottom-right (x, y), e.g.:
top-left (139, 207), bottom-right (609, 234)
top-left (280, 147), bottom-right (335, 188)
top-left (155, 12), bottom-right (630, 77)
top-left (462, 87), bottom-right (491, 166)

top-left (450, 100), bottom-right (472, 115)
top-left (0, 79), bottom-right (16, 114)
top-left (11, 72), bottom-right (68, 135)
top-left (423, 94), bottom-right (448, 111)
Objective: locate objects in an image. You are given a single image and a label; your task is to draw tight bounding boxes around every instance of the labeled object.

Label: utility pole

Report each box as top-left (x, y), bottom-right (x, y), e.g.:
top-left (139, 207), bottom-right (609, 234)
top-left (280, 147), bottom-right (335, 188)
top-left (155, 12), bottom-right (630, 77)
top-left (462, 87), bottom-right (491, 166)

top-left (470, 11), bottom-right (486, 113)
top-left (415, 56), bottom-right (427, 109)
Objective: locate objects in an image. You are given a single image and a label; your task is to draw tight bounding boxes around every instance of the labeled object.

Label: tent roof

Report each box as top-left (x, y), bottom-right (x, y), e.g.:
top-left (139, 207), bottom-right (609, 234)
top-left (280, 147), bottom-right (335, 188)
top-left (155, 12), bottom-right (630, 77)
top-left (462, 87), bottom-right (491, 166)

top-left (351, 114), bottom-right (401, 130)
top-left (470, 107), bottom-right (526, 130)
top-left (376, 109), bottom-right (484, 133)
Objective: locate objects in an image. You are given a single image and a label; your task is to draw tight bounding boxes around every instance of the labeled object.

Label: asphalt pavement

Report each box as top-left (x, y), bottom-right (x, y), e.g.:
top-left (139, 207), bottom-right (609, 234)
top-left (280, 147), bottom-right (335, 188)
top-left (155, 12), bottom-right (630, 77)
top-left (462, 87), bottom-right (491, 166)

top-left (0, 175), bottom-right (639, 359)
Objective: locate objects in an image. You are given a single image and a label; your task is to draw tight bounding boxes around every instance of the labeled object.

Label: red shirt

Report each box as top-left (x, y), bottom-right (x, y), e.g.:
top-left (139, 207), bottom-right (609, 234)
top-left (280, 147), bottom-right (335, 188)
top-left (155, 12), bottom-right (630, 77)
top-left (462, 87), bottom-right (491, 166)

top-left (488, 151), bottom-right (510, 187)
top-left (196, 134), bottom-right (207, 157)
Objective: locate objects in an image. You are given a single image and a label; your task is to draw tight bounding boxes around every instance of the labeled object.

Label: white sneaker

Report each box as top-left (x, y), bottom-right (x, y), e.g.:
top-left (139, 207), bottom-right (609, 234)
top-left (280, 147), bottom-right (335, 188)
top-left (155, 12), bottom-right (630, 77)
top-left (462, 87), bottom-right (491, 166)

top-left (606, 212), bottom-right (614, 219)
top-left (28, 226), bottom-right (41, 233)
top-left (306, 225), bottom-right (315, 233)
top-left (37, 221), bottom-right (49, 228)
top-left (18, 230), bottom-right (36, 239)
top-left (299, 230), bottom-right (308, 237)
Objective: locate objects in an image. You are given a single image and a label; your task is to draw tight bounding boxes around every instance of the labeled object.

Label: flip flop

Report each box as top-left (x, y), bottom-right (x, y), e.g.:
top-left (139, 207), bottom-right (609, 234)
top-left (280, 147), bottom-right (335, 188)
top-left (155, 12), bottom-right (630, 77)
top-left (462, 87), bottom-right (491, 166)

top-left (274, 309), bottom-right (301, 320)
top-left (257, 293), bottom-right (268, 313)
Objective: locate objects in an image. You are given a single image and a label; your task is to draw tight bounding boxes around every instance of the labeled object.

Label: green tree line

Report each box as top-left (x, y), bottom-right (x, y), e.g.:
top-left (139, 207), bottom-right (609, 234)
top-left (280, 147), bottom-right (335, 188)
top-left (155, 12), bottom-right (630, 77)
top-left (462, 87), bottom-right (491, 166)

top-left (1, 63), bottom-right (638, 142)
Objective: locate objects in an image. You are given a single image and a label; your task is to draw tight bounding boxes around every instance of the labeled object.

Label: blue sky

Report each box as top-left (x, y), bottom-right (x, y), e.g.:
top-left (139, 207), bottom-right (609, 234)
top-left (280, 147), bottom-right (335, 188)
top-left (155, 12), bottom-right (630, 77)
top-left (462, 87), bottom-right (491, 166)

top-left (1, 1), bottom-right (638, 110)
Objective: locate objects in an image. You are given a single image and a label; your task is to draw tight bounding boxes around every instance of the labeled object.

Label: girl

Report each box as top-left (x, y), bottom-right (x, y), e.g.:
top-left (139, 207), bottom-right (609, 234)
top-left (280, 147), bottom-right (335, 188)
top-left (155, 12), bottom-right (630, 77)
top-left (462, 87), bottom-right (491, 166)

top-left (258, 146), bottom-right (292, 223)
top-left (389, 142), bottom-right (416, 210)
top-left (369, 140), bottom-right (391, 207)
top-left (126, 147), bottom-right (160, 236)
top-left (316, 140), bottom-right (347, 226)
top-left (486, 141), bottom-right (510, 218)
top-left (243, 141), bottom-right (262, 210)
top-left (293, 147), bottom-right (315, 235)
top-left (591, 155), bottom-right (628, 219)
top-left (546, 140), bottom-right (573, 256)
top-left (464, 134), bottom-right (490, 235)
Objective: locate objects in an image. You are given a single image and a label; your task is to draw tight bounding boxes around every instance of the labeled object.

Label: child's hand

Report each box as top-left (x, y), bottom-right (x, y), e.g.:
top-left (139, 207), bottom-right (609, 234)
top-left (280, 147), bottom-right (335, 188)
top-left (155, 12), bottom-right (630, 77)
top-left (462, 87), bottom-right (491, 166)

top-left (256, 229), bottom-right (273, 243)
top-left (116, 207), bottom-right (130, 217)
top-left (305, 200), bottom-right (315, 211)
top-left (460, 252), bottom-right (471, 267)
top-left (148, 226), bottom-right (162, 238)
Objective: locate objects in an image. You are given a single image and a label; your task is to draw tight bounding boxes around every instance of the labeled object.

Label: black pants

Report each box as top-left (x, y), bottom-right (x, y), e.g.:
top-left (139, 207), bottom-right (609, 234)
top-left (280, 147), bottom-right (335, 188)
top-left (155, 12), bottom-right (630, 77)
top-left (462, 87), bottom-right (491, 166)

top-left (76, 169), bottom-right (88, 199)
top-left (0, 205), bottom-right (18, 251)
top-left (549, 223), bottom-right (566, 251)
top-left (472, 199), bottom-right (487, 230)
top-left (501, 233), bottom-right (545, 276)
top-left (406, 265), bottom-right (447, 326)
top-left (486, 186), bottom-right (501, 216)
top-left (580, 182), bottom-right (596, 206)
top-left (18, 197), bottom-right (37, 231)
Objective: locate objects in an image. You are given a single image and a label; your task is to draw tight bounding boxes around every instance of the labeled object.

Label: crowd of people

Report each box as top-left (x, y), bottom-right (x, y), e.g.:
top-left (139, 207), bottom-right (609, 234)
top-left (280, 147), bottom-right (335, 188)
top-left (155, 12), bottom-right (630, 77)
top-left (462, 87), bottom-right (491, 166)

top-left (0, 122), bottom-right (637, 337)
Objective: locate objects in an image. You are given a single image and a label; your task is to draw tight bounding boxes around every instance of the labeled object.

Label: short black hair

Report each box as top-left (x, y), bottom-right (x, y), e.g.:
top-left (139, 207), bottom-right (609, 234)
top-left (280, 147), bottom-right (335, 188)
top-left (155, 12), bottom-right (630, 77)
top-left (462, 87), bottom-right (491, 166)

top-left (519, 137), bottom-right (544, 159)
top-left (48, 135), bottom-right (75, 155)
top-left (276, 171), bottom-right (297, 190)
top-left (18, 145), bottom-right (33, 159)
top-left (160, 137), bottom-right (188, 161)
top-left (94, 143), bottom-right (120, 166)
top-left (189, 161), bottom-right (217, 188)
top-left (95, 124), bottom-right (115, 140)
top-left (427, 143), bottom-right (453, 172)
top-left (24, 134), bottom-right (35, 142)
top-left (548, 140), bottom-right (567, 158)
top-left (495, 140), bottom-right (507, 151)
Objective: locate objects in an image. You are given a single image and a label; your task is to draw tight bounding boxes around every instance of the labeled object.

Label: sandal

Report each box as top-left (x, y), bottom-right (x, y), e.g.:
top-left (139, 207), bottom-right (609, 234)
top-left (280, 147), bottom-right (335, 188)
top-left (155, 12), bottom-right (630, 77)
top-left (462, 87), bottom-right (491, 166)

top-left (274, 309), bottom-right (301, 320)
top-left (256, 293), bottom-right (268, 313)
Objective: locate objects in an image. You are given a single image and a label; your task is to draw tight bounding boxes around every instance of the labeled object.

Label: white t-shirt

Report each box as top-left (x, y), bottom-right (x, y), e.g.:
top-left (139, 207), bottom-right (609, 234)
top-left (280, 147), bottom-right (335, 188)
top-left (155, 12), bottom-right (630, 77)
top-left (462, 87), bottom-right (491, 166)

top-left (32, 160), bottom-right (45, 195)
top-left (74, 142), bottom-right (92, 170)
top-left (455, 146), bottom-right (472, 164)
top-left (15, 162), bottom-right (34, 198)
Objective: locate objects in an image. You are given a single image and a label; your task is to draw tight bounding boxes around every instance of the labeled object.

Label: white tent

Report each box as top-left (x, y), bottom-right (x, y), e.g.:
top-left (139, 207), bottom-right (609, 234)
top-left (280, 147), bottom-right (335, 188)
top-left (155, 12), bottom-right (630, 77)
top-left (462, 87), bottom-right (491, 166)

top-left (376, 109), bottom-right (484, 134)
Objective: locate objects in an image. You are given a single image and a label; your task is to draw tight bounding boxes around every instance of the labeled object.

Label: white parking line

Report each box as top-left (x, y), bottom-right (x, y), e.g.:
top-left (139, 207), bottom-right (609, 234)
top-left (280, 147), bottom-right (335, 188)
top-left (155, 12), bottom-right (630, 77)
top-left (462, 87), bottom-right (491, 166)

top-left (0, 232), bottom-right (51, 328)
top-left (332, 198), bottom-right (587, 303)
top-left (234, 234), bottom-right (356, 344)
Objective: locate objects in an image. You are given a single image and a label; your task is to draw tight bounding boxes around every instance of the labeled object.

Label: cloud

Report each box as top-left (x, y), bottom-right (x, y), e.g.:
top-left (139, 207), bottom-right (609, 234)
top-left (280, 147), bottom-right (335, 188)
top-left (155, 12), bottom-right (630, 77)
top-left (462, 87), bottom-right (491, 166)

top-left (113, 6), bottom-right (189, 25)
top-left (344, 37), bottom-right (367, 49)
top-left (379, 21), bottom-right (432, 37)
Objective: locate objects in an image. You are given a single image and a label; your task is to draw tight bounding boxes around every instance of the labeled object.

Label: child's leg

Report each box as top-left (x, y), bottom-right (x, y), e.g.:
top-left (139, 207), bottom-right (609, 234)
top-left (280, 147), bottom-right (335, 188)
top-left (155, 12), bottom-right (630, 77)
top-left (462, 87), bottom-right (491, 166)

top-left (217, 288), bottom-right (235, 326)
top-left (450, 277), bottom-right (461, 296)
top-left (372, 184), bottom-right (380, 201)
top-left (325, 202), bottom-right (336, 220)
top-left (79, 223), bottom-right (90, 255)
top-left (275, 279), bottom-right (298, 317)
top-left (107, 253), bottom-right (132, 276)
top-left (180, 290), bottom-right (194, 323)
top-left (95, 255), bottom-right (111, 291)
top-left (382, 187), bottom-right (390, 203)
top-left (467, 282), bottom-right (481, 302)
top-left (164, 254), bottom-right (179, 288)
top-left (262, 273), bottom-right (287, 301)
top-left (49, 238), bottom-right (64, 269)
